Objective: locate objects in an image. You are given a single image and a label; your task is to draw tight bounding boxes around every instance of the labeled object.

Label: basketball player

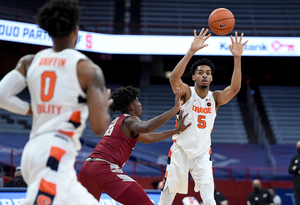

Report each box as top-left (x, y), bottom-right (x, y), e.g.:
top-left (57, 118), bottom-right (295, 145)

top-left (158, 28), bottom-right (248, 205)
top-left (79, 86), bottom-right (191, 205)
top-left (0, 0), bottom-right (112, 204)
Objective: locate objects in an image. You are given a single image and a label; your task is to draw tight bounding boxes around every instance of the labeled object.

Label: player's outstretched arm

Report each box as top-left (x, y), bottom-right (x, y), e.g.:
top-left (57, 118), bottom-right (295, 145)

top-left (0, 55), bottom-right (34, 115)
top-left (138, 111), bottom-right (191, 143)
top-left (214, 32), bottom-right (248, 109)
top-left (77, 60), bottom-right (113, 136)
top-left (124, 87), bottom-right (183, 135)
top-left (169, 28), bottom-right (211, 98)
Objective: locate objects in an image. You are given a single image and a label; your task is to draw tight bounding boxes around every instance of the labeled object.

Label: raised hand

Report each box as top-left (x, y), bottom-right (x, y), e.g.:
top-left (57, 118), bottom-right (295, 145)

top-left (190, 28), bottom-right (211, 53)
top-left (175, 110), bottom-right (191, 132)
top-left (230, 31), bottom-right (248, 57)
top-left (105, 88), bottom-right (114, 108)
top-left (174, 87), bottom-right (183, 110)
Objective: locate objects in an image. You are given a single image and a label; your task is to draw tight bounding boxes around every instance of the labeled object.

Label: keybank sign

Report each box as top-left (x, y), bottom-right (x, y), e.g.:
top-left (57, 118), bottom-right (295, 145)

top-left (0, 19), bottom-right (299, 56)
top-left (219, 37), bottom-right (298, 56)
top-left (220, 42), bottom-right (268, 51)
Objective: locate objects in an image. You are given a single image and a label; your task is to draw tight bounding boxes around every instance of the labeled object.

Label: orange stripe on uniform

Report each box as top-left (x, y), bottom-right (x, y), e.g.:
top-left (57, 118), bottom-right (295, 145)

top-left (39, 178), bottom-right (56, 196)
top-left (70, 110), bottom-right (81, 123)
top-left (164, 170), bottom-right (168, 178)
top-left (59, 130), bottom-right (74, 137)
top-left (210, 149), bottom-right (213, 173)
top-left (168, 150), bottom-right (172, 158)
top-left (50, 147), bottom-right (66, 162)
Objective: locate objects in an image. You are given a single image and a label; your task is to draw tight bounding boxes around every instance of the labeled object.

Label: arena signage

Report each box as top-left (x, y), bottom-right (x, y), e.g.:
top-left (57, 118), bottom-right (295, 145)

top-left (0, 19), bottom-right (299, 56)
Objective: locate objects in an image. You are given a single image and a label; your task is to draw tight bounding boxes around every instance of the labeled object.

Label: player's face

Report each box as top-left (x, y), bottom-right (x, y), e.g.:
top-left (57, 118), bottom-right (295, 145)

top-left (132, 98), bottom-right (143, 117)
top-left (193, 65), bottom-right (213, 88)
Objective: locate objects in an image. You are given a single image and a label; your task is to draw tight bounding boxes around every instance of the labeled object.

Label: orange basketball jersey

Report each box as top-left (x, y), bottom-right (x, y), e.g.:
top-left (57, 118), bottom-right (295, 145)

top-left (27, 48), bottom-right (90, 150)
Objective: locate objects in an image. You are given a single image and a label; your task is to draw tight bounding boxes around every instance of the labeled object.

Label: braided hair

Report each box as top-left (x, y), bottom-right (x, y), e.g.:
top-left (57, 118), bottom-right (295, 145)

top-left (110, 86), bottom-right (140, 113)
top-left (190, 58), bottom-right (215, 76)
top-left (35, 0), bottom-right (82, 38)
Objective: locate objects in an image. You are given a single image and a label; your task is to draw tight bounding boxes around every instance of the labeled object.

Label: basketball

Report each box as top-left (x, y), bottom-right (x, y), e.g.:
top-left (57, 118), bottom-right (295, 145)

top-left (208, 8), bottom-right (235, 36)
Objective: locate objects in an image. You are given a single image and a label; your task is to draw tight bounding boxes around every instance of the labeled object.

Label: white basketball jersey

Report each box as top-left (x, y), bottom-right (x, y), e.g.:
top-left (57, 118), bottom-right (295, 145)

top-left (27, 48), bottom-right (90, 150)
top-left (172, 87), bottom-right (216, 159)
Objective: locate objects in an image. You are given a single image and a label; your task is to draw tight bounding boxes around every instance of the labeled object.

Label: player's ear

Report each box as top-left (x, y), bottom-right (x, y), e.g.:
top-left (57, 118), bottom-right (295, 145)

top-left (192, 75), bottom-right (196, 81)
top-left (129, 103), bottom-right (134, 110)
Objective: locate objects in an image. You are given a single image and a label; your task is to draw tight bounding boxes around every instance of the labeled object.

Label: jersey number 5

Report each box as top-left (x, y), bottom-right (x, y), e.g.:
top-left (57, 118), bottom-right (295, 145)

top-left (41, 71), bottom-right (57, 102)
top-left (197, 115), bottom-right (206, 129)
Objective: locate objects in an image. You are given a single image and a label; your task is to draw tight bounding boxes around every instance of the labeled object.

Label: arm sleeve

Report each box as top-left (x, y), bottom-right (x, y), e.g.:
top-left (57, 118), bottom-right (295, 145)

top-left (0, 70), bottom-right (30, 115)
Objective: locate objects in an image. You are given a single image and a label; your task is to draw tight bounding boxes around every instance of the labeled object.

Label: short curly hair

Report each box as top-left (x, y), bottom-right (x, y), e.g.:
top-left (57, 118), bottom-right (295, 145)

top-left (110, 86), bottom-right (140, 113)
top-left (35, 0), bottom-right (82, 38)
top-left (190, 58), bottom-right (215, 76)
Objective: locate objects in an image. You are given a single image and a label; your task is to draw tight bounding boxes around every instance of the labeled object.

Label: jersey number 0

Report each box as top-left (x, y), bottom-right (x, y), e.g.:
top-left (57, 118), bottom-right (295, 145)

top-left (41, 71), bottom-right (57, 102)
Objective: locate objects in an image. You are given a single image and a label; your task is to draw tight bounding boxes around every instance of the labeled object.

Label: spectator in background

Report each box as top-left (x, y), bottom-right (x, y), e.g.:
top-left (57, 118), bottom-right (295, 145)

top-left (4, 167), bottom-right (27, 187)
top-left (214, 182), bottom-right (228, 205)
top-left (247, 179), bottom-right (273, 205)
top-left (288, 140), bottom-right (300, 205)
top-left (267, 187), bottom-right (281, 205)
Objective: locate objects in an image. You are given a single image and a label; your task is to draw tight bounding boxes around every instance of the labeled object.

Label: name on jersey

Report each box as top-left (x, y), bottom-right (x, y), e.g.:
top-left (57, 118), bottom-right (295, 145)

top-left (39, 58), bottom-right (66, 67)
top-left (192, 105), bottom-right (211, 114)
top-left (37, 104), bottom-right (62, 114)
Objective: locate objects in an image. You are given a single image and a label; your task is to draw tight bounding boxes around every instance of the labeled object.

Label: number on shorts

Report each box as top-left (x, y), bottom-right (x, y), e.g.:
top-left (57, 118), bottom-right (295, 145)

top-left (41, 71), bottom-right (57, 102)
top-left (36, 194), bottom-right (52, 205)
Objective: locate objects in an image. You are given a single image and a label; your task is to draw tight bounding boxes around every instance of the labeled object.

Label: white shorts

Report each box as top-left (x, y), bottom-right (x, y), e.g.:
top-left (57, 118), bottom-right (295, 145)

top-left (162, 143), bottom-right (213, 194)
top-left (20, 132), bottom-right (99, 205)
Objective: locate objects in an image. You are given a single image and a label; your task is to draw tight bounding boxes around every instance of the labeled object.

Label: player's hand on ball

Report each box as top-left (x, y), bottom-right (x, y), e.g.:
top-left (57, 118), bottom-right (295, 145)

top-left (176, 110), bottom-right (192, 132)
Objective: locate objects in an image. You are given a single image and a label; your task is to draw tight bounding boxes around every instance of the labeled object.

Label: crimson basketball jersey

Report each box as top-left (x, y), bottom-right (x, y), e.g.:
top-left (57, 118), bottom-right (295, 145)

top-left (89, 114), bottom-right (138, 168)
top-left (27, 48), bottom-right (90, 150)
top-left (172, 87), bottom-right (217, 159)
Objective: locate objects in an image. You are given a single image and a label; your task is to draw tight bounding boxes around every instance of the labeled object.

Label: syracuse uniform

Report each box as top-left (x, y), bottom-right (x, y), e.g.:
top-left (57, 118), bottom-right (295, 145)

top-left (162, 87), bottom-right (216, 194)
top-left (20, 48), bottom-right (99, 205)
